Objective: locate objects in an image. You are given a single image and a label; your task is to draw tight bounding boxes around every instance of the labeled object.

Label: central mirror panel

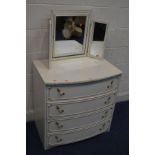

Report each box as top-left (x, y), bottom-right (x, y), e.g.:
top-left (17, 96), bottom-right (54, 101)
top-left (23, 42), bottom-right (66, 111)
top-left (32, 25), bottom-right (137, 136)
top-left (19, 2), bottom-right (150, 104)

top-left (54, 16), bottom-right (87, 58)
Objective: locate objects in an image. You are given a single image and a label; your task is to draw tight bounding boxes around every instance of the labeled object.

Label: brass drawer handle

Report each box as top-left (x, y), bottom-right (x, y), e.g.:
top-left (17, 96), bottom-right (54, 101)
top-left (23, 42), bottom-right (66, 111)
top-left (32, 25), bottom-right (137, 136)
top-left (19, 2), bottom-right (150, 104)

top-left (101, 115), bottom-right (105, 119)
top-left (57, 88), bottom-right (65, 96)
top-left (48, 97), bottom-right (52, 101)
top-left (104, 101), bottom-right (108, 105)
top-left (107, 80), bottom-right (114, 89)
top-left (55, 136), bottom-right (62, 142)
top-left (105, 96), bottom-right (112, 105)
top-left (101, 111), bottom-right (108, 119)
top-left (56, 106), bottom-right (64, 113)
top-left (99, 123), bottom-right (105, 131)
top-left (104, 111), bottom-right (108, 116)
top-left (105, 100), bottom-right (110, 105)
top-left (108, 96), bottom-right (111, 100)
top-left (55, 121), bottom-right (63, 129)
top-left (111, 80), bottom-right (114, 85)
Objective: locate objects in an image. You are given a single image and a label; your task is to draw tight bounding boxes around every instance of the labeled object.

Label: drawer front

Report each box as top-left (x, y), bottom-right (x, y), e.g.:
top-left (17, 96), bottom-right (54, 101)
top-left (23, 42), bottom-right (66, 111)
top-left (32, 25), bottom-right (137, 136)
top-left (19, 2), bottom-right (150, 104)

top-left (48, 120), bottom-right (111, 146)
top-left (47, 93), bottom-right (116, 117)
top-left (48, 105), bottom-right (114, 132)
top-left (47, 77), bottom-right (119, 101)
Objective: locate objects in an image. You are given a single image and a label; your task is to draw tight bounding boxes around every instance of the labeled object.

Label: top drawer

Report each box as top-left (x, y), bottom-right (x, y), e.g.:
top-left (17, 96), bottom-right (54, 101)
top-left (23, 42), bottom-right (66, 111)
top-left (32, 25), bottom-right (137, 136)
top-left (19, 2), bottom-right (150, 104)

top-left (47, 77), bottom-right (119, 101)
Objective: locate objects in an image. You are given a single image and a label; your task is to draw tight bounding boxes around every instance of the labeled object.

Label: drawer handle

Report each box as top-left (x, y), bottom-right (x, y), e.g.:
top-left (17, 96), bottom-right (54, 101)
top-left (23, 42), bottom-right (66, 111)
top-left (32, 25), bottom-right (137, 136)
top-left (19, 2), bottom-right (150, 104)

top-left (101, 111), bottom-right (108, 119)
top-left (105, 100), bottom-right (110, 105)
top-left (99, 123), bottom-right (105, 131)
top-left (107, 80), bottom-right (114, 89)
top-left (101, 115), bottom-right (105, 119)
top-left (55, 136), bottom-right (62, 142)
top-left (105, 111), bottom-right (108, 116)
top-left (105, 96), bottom-right (111, 105)
top-left (104, 101), bottom-right (108, 105)
top-left (108, 96), bottom-right (111, 100)
top-left (48, 97), bottom-right (52, 101)
top-left (55, 122), bottom-right (63, 129)
top-left (104, 111), bottom-right (108, 117)
top-left (56, 106), bottom-right (64, 113)
top-left (57, 88), bottom-right (65, 96)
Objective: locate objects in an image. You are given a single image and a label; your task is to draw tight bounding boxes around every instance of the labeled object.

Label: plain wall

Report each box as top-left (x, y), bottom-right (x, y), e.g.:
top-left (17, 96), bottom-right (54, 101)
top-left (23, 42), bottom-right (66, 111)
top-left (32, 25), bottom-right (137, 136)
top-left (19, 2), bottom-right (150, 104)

top-left (26, 0), bottom-right (129, 121)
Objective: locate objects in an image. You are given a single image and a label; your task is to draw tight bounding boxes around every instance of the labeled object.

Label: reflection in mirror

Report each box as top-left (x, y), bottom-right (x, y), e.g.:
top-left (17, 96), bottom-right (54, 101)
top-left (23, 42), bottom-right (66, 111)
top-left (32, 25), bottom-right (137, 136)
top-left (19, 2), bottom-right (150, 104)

top-left (54, 16), bottom-right (86, 57)
top-left (90, 22), bottom-right (107, 58)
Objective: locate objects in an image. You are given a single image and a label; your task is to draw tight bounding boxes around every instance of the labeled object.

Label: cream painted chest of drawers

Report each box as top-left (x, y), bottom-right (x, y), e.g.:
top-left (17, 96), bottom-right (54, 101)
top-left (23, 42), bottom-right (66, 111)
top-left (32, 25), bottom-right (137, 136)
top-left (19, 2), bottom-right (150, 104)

top-left (33, 57), bottom-right (122, 150)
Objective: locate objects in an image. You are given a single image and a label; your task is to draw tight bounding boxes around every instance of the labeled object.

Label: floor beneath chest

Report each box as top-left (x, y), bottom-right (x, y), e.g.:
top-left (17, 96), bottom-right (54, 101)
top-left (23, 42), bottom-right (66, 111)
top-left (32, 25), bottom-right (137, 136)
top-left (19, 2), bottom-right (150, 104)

top-left (26, 101), bottom-right (129, 155)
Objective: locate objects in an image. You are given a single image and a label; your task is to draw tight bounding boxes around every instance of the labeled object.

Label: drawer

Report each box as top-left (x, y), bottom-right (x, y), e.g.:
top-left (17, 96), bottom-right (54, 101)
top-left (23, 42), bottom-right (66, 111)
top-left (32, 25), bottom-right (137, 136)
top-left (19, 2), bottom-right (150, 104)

top-left (47, 105), bottom-right (114, 132)
top-left (47, 77), bottom-right (119, 101)
top-left (48, 120), bottom-right (111, 146)
top-left (47, 92), bottom-right (116, 117)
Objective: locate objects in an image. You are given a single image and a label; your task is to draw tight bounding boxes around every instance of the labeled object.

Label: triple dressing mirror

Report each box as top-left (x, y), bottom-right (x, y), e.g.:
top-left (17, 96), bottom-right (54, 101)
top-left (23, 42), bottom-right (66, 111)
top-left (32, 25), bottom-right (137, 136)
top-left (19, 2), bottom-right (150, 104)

top-left (49, 10), bottom-right (108, 66)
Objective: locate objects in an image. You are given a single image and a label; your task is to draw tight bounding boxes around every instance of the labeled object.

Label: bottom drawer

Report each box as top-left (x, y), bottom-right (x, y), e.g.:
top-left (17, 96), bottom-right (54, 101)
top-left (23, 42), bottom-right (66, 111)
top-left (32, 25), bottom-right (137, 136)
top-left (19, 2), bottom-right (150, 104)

top-left (48, 119), bottom-right (111, 146)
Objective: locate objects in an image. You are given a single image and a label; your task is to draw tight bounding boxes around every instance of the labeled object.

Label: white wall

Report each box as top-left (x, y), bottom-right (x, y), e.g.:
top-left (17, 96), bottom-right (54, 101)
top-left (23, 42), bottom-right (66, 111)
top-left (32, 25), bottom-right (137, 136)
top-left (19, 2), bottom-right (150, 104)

top-left (26, 0), bottom-right (129, 121)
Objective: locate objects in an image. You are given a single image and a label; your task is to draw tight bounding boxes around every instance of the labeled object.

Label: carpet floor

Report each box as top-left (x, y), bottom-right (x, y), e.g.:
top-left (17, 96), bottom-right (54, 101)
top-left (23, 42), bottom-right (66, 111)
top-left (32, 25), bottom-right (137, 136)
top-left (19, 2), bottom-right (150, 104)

top-left (26, 101), bottom-right (129, 155)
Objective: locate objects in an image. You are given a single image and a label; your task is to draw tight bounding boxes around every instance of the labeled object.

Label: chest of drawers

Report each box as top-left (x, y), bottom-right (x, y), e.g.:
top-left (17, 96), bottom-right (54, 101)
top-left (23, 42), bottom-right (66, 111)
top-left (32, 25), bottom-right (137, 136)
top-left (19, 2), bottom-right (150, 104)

top-left (33, 57), bottom-right (122, 150)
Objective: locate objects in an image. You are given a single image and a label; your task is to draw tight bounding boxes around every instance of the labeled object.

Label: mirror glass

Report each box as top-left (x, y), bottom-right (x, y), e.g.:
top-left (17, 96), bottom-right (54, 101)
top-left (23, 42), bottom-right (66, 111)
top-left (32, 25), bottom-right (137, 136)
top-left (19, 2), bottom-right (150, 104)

top-left (90, 22), bottom-right (107, 58)
top-left (54, 16), bottom-right (87, 57)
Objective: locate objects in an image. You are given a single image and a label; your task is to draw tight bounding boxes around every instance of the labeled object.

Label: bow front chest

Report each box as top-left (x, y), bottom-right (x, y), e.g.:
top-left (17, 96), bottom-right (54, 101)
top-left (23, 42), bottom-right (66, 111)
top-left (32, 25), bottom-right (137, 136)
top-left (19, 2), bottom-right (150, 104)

top-left (33, 57), bottom-right (122, 149)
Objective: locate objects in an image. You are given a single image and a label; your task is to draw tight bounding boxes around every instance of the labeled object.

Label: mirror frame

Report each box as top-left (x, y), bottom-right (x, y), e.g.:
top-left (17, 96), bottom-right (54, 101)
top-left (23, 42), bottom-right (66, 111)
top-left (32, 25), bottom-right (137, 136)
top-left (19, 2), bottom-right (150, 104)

top-left (49, 10), bottom-right (91, 61)
top-left (87, 19), bottom-right (109, 60)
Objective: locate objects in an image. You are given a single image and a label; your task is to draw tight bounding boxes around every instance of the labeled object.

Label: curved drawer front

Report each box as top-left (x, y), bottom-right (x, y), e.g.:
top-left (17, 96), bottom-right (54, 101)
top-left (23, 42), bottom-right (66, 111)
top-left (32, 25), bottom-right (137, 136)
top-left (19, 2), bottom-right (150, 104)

top-left (48, 120), bottom-right (111, 146)
top-left (47, 77), bottom-right (119, 101)
top-left (48, 105), bottom-right (114, 132)
top-left (47, 93), bottom-right (116, 117)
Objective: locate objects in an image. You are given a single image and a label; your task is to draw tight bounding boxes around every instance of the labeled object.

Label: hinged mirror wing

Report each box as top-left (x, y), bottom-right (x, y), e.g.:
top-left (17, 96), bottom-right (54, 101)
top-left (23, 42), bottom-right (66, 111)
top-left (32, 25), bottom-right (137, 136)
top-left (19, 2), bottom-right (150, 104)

top-left (88, 19), bottom-right (108, 59)
top-left (48, 12), bottom-right (54, 68)
top-left (49, 10), bottom-right (91, 64)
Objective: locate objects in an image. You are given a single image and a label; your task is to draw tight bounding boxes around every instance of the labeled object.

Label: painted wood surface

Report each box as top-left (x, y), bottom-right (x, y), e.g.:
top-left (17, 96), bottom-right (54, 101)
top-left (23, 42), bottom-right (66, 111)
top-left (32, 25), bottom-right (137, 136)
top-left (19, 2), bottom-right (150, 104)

top-left (33, 57), bottom-right (122, 84)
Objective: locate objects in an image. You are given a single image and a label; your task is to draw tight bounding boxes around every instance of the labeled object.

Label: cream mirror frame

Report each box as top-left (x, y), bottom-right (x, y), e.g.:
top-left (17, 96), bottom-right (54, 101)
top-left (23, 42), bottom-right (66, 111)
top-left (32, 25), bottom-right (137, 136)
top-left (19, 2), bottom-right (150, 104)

top-left (48, 10), bottom-right (91, 65)
top-left (87, 19), bottom-right (108, 60)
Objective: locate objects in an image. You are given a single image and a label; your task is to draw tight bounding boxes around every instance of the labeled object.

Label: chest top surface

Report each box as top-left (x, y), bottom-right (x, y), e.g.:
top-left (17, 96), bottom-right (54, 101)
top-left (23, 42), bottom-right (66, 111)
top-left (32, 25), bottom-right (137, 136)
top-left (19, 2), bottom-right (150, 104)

top-left (33, 57), bottom-right (122, 85)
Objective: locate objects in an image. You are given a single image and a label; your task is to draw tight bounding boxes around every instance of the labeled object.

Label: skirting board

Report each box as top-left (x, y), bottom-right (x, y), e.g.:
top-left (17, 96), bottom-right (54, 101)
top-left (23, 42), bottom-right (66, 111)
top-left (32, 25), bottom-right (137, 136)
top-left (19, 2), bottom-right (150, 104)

top-left (26, 91), bottom-right (129, 122)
